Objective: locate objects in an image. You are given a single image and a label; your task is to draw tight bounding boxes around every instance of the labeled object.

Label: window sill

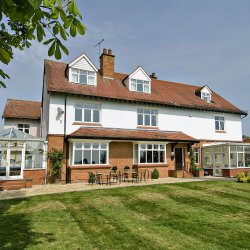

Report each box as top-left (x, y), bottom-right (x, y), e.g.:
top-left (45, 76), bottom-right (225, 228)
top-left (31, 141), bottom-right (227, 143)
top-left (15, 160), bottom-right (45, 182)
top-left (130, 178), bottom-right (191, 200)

top-left (72, 122), bottom-right (102, 126)
top-left (137, 126), bottom-right (159, 130)
top-left (215, 130), bottom-right (226, 133)
top-left (23, 168), bottom-right (45, 171)
top-left (68, 165), bottom-right (110, 170)
top-left (133, 163), bottom-right (168, 168)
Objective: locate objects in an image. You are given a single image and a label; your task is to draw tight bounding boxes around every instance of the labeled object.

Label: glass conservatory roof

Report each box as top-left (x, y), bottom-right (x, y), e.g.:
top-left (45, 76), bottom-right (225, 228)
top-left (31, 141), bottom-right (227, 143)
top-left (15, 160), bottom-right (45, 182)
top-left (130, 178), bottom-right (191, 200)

top-left (0, 128), bottom-right (43, 141)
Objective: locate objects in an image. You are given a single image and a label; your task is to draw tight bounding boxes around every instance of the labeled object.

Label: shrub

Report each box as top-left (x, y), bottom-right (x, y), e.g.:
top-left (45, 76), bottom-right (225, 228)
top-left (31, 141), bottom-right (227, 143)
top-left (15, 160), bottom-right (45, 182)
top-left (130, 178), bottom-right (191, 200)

top-left (151, 168), bottom-right (159, 179)
top-left (189, 148), bottom-right (197, 172)
top-left (48, 148), bottom-right (64, 183)
top-left (124, 166), bottom-right (130, 170)
top-left (236, 171), bottom-right (250, 183)
top-left (111, 166), bottom-right (118, 171)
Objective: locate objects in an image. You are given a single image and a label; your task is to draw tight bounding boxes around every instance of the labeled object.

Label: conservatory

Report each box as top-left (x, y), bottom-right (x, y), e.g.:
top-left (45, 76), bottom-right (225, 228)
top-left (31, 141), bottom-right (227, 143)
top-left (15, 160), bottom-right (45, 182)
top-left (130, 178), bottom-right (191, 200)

top-left (0, 128), bottom-right (47, 184)
top-left (202, 143), bottom-right (250, 177)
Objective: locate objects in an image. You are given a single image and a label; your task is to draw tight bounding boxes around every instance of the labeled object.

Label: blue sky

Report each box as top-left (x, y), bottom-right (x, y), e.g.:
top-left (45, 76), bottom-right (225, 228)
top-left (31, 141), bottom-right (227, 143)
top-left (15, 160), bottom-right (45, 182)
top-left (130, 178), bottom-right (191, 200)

top-left (1, 0), bottom-right (250, 134)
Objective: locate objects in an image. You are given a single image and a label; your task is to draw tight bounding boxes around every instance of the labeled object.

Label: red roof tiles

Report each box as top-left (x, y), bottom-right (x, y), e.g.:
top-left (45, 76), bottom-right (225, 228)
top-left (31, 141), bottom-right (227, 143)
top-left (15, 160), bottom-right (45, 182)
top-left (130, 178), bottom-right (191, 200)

top-left (44, 60), bottom-right (246, 115)
top-left (68, 127), bottom-right (198, 142)
top-left (3, 99), bottom-right (41, 120)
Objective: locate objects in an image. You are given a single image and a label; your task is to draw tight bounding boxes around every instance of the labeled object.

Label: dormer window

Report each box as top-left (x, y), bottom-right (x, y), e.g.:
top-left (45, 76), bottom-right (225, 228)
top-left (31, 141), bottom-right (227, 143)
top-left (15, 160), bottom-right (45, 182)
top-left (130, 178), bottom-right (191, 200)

top-left (201, 92), bottom-right (211, 103)
top-left (71, 69), bottom-right (96, 85)
top-left (131, 79), bottom-right (150, 93)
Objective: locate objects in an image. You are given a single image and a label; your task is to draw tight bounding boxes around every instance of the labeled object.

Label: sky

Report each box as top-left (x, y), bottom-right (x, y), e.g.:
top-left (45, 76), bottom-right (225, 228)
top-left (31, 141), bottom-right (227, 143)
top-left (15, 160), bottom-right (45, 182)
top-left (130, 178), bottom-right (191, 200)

top-left (1, 0), bottom-right (250, 134)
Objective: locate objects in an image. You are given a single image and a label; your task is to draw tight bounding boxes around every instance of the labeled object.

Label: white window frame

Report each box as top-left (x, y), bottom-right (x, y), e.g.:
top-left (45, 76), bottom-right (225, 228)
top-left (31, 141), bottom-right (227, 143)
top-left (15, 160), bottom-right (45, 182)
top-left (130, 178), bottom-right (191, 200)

top-left (133, 143), bottom-right (166, 164)
top-left (201, 92), bottom-right (211, 103)
top-left (194, 147), bottom-right (199, 164)
top-left (215, 116), bottom-right (225, 131)
top-left (74, 103), bottom-right (101, 123)
top-left (17, 124), bottom-right (30, 134)
top-left (137, 108), bottom-right (158, 127)
top-left (72, 142), bottom-right (109, 166)
top-left (70, 68), bottom-right (96, 86)
top-left (130, 78), bottom-right (150, 93)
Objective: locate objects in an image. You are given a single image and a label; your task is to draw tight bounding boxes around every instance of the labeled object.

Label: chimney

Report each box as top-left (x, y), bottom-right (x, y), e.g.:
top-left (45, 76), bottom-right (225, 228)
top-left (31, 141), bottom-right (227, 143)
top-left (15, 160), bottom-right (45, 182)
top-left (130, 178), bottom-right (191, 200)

top-left (100, 48), bottom-right (115, 78)
top-left (150, 72), bottom-right (157, 79)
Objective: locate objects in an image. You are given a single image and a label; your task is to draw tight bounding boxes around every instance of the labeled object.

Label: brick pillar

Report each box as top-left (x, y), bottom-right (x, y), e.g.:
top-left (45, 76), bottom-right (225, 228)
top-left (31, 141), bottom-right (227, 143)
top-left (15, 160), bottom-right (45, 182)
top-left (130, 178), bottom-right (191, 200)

top-left (99, 48), bottom-right (115, 78)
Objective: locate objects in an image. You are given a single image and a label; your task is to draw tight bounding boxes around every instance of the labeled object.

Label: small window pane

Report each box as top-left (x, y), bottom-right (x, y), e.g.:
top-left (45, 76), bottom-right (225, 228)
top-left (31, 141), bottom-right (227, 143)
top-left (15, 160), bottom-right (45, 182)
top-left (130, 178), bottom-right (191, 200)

top-left (101, 143), bottom-right (107, 149)
top-left (153, 151), bottom-right (159, 163)
top-left (84, 143), bottom-right (91, 149)
top-left (88, 76), bottom-right (95, 85)
top-left (140, 151), bottom-right (146, 163)
top-left (83, 150), bottom-right (91, 164)
top-left (74, 150), bottom-right (82, 165)
top-left (154, 145), bottom-right (158, 149)
top-left (147, 151), bottom-right (152, 163)
top-left (151, 115), bottom-right (157, 126)
top-left (138, 114), bottom-right (143, 125)
top-left (147, 144), bottom-right (152, 149)
top-left (79, 74), bottom-right (87, 84)
top-left (92, 150), bottom-right (99, 164)
top-left (137, 84), bottom-right (143, 92)
top-left (71, 68), bottom-right (79, 73)
top-left (72, 74), bottom-right (78, 82)
top-left (160, 145), bottom-right (164, 149)
top-left (140, 144), bottom-right (146, 150)
top-left (160, 151), bottom-right (165, 162)
top-left (75, 108), bottom-right (82, 121)
top-left (144, 85), bottom-right (149, 93)
top-left (75, 143), bottom-right (82, 148)
top-left (100, 150), bottom-right (107, 164)
top-left (84, 109), bottom-right (92, 122)
top-left (144, 115), bottom-right (150, 126)
top-left (93, 110), bottom-right (100, 123)
top-left (88, 71), bottom-right (95, 76)
top-left (93, 143), bottom-right (99, 149)
top-left (131, 83), bottom-right (136, 91)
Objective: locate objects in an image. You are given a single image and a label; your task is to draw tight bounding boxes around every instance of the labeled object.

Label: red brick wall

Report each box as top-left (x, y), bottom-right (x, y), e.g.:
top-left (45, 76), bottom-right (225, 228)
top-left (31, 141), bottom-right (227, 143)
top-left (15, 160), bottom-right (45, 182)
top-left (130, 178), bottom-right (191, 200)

top-left (222, 168), bottom-right (250, 177)
top-left (100, 50), bottom-right (115, 78)
top-left (23, 169), bottom-right (46, 185)
top-left (47, 135), bottom-right (67, 183)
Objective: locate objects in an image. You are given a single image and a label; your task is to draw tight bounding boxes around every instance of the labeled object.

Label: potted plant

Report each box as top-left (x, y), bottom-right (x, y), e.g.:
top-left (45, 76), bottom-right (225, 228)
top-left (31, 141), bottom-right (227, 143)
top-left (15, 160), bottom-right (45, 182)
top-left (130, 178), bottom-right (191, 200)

top-left (151, 168), bottom-right (159, 179)
top-left (124, 166), bottom-right (130, 171)
top-left (111, 166), bottom-right (118, 172)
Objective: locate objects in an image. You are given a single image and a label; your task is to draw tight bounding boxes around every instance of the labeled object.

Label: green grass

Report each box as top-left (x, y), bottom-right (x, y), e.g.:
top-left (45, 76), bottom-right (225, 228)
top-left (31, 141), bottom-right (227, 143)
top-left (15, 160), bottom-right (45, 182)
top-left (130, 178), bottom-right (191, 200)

top-left (0, 181), bottom-right (250, 250)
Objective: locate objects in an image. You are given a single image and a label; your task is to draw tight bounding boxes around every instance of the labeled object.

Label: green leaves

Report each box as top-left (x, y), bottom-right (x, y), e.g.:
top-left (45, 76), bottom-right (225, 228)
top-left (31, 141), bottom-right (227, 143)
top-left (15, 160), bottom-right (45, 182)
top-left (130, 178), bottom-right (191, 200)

top-left (0, 0), bottom-right (85, 88)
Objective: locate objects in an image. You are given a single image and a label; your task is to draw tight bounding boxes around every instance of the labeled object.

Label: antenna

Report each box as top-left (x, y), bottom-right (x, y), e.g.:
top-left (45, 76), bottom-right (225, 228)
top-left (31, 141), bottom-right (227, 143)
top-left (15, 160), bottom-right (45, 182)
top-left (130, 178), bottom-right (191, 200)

top-left (94, 39), bottom-right (104, 58)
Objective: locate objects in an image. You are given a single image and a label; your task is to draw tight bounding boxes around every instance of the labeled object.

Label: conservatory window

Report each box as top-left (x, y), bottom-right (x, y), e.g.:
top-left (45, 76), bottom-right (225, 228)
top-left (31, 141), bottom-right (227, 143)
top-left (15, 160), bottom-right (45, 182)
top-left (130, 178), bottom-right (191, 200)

top-left (18, 124), bottom-right (30, 134)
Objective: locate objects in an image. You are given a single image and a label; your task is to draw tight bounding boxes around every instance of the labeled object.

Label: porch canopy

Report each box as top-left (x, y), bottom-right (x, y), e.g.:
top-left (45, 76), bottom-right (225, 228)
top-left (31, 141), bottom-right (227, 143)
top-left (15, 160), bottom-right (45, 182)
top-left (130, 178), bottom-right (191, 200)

top-left (0, 128), bottom-right (46, 179)
top-left (67, 127), bottom-right (199, 142)
top-left (202, 143), bottom-right (250, 176)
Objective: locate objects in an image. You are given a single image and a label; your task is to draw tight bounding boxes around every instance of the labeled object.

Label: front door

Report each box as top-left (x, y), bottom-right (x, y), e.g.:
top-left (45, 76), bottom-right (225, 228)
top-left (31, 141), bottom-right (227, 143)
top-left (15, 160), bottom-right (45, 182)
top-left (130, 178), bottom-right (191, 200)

top-left (175, 148), bottom-right (183, 170)
top-left (0, 149), bottom-right (23, 179)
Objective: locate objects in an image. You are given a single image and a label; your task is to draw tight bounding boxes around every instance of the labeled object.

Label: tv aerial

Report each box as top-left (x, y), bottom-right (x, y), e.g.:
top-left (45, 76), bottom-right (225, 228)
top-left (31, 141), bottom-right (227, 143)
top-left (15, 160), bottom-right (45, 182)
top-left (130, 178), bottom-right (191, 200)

top-left (94, 39), bottom-right (104, 58)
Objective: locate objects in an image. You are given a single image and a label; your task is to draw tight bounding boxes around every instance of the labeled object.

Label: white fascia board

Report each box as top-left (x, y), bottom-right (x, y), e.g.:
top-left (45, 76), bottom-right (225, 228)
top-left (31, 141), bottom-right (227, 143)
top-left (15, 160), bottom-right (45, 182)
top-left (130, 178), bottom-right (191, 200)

top-left (68, 53), bottom-right (98, 72)
top-left (201, 85), bottom-right (212, 94)
top-left (128, 66), bottom-right (151, 81)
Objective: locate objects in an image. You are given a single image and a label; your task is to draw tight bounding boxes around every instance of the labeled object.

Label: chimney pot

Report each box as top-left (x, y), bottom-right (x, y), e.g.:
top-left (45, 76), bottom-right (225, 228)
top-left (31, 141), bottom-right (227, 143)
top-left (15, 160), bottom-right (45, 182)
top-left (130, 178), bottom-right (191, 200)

top-left (150, 72), bottom-right (157, 79)
top-left (108, 49), bottom-right (112, 55)
top-left (103, 48), bottom-right (107, 54)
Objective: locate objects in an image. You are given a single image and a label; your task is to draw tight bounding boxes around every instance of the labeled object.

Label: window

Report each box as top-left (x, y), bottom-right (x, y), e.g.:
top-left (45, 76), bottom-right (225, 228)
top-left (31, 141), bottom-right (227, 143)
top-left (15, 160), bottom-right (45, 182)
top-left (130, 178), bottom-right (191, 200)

top-left (134, 143), bottom-right (166, 164)
top-left (73, 142), bottom-right (108, 165)
top-left (18, 124), bottom-right (30, 134)
top-left (75, 103), bottom-right (101, 123)
top-left (137, 108), bottom-right (158, 127)
top-left (201, 92), bottom-right (211, 103)
top-left (194, 147), bottom-right (199, 164)
top-left (71, 68), bottom-right (96, 85)
top-left (215, 116), bottom-right (225, 131)
top-left (131, 79), bottom-right (150, 93)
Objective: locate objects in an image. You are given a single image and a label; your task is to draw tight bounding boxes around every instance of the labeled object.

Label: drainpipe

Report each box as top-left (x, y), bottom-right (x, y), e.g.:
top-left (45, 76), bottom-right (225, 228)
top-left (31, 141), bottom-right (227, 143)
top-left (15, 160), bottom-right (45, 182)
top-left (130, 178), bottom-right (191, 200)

top-left (63, 96), bottom-right (68, 183)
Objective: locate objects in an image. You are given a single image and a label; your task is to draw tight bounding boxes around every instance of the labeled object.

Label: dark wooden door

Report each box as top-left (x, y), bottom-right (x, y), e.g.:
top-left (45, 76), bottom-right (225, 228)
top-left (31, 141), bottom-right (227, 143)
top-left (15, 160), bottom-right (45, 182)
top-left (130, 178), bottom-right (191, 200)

top-left (175, 148), bottom-right (183, 170)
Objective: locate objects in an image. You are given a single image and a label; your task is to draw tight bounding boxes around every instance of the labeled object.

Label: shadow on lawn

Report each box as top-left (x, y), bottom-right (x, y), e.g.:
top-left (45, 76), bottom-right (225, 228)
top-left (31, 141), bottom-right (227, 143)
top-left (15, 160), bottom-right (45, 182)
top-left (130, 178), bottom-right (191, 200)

top-left (0, 197), bottom-right (55, 250)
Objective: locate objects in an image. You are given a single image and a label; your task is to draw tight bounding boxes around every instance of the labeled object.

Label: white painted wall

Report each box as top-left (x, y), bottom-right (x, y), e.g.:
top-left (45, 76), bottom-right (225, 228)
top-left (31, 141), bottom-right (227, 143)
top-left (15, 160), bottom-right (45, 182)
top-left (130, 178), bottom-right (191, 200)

top-left (4, 118), bottom-right (41, 137)
top-left (48, 94), bottom-right (243, 141)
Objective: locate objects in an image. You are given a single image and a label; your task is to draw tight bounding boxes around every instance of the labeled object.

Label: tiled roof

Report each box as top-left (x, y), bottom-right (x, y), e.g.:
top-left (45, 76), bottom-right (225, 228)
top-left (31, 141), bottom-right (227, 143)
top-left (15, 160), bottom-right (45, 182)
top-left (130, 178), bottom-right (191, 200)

top-left (44, 60), bottom-right (246, 115)
top-left (3, 99), bottom-right (41, 120)
top-left (68, 127), bottom-right (199, 142)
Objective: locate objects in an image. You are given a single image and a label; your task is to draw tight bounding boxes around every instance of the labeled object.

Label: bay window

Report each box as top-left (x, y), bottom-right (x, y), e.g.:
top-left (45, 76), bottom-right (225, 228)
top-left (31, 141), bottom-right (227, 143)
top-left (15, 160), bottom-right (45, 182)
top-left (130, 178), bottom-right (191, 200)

top-left (75, 103), bottom-right (101, 123)
top-left (73, 142), bottom-right (108, 165)
top-left (133, 143), bottom-right (166, 164)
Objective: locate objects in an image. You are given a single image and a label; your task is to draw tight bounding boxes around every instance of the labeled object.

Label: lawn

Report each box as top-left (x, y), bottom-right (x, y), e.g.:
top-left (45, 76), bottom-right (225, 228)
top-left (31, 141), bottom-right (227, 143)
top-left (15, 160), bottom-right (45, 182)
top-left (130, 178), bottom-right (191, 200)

top-left (0, 181), bottom-right (250, 250)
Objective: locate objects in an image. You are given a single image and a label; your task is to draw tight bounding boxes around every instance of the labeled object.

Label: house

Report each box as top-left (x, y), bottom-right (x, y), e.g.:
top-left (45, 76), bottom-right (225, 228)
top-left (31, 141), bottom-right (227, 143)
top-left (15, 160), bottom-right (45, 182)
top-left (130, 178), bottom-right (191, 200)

top-left (1, 48), bottom-right (249, 188)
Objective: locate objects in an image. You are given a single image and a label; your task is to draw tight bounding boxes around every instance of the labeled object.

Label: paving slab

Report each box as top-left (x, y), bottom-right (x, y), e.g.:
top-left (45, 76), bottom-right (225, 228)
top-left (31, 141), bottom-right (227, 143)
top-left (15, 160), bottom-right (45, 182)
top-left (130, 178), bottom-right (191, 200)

top-left (0, 177), bottom-right (232, 201)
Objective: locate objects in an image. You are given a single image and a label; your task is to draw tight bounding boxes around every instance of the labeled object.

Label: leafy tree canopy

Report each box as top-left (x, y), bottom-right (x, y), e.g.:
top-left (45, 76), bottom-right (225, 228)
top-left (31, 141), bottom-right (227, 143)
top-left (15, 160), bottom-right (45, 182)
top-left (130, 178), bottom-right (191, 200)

top-left (0, 0), bottom-right (85, 87)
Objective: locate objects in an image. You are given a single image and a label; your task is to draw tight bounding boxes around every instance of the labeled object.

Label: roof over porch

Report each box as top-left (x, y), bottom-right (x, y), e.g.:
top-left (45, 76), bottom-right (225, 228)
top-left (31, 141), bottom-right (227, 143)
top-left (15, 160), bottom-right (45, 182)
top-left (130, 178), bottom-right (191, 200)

top-left (67, 127), bottom-right (199, 142)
